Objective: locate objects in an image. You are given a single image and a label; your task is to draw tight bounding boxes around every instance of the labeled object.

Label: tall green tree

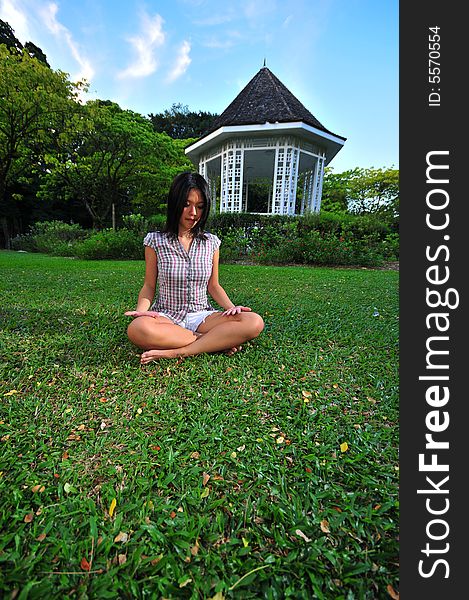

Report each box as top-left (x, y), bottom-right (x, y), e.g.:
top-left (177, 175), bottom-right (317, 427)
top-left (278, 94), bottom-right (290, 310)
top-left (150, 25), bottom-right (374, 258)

top-left (321, 168), bottom-right (352, 214)
top-left (0, 44), bottom-right (81, 247)
top-left (149, 103), bottom-right (218, 139)
top-left (40, 101), bottom-right (194, 227)
top-left (0, 19), bottom-right (22, 53)
top-left (0, 19), bottom-right (49, 65)
top-left (347, 167), bottom-right (399, 217)
top-left (322, 166), bottom-right (399, 222)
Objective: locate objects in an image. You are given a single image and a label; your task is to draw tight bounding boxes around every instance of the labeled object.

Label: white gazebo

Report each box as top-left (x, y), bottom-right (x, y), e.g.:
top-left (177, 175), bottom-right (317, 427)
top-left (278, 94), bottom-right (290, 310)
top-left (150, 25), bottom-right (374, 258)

top-left (185, 66), bottom-right (346, 215)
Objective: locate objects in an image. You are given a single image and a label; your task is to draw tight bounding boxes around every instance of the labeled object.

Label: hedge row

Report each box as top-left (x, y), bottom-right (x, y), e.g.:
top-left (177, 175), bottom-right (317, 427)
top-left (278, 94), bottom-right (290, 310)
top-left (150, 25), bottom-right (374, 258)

top-left (11, 213), bottom-right (399, 266)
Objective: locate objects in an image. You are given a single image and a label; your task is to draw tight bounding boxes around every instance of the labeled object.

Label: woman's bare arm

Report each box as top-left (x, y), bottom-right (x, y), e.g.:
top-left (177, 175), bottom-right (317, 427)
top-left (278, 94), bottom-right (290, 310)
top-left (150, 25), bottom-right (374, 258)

top-left (207, 250), bottom-right (251, 314)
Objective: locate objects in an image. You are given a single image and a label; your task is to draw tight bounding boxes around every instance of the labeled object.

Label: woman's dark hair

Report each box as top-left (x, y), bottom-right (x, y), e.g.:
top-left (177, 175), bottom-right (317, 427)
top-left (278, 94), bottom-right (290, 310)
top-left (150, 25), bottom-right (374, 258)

top-left (163, 171), bottom-right (211, 238)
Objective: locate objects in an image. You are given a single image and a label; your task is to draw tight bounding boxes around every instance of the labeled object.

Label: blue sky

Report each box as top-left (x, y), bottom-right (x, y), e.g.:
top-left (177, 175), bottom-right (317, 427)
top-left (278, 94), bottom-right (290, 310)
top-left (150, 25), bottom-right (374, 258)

top-left (1, 0), bottom-right (398, 173)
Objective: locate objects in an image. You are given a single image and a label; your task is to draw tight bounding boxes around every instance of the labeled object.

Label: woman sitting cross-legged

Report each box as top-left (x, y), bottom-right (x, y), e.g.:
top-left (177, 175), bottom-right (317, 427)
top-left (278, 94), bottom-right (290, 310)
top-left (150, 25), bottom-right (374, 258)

top-left (125, 171), bottom-right (264, 364)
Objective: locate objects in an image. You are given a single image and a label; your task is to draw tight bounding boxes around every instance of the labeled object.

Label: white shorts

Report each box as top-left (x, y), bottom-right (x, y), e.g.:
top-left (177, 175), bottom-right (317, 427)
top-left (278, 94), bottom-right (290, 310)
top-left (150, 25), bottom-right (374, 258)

top-left (159, 310), bottom-right (219, 332)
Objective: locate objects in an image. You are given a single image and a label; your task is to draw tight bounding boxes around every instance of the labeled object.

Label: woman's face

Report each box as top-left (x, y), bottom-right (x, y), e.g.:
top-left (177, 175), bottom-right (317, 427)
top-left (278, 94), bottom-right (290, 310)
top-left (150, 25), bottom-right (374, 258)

top-left (179, 188), bottom-right (205, 232)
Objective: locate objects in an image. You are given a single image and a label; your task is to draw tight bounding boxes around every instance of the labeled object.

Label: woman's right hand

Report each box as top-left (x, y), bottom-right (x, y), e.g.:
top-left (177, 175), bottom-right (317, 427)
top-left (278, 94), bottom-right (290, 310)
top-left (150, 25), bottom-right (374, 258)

top-left (124, 310), bottom-right (161, 318)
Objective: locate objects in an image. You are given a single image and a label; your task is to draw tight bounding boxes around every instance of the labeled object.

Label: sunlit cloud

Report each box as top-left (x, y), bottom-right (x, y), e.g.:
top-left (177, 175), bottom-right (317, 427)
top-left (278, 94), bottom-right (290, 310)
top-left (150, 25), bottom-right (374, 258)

top-left (117, 12), bottom-right (165, 80)
top-left (39, 2), bottom-right (94, 83)
top-left (201, 28), bottom-right (243, 51)
top-left (193, 11), bottom-right (235, 26)
top-left (0, 0), bottom-right (31, 42)
top-left (166, 40), bottom-right (191, 83)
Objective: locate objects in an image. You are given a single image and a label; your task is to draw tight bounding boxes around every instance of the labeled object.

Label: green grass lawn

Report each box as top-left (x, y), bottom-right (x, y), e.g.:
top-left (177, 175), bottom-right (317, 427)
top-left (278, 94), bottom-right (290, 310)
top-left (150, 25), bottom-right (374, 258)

top-left (0, 251), bottom-right (399, 599)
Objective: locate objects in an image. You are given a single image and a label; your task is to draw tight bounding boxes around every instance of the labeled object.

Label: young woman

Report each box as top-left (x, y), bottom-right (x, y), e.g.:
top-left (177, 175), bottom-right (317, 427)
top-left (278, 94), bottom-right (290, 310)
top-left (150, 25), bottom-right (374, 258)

top-left (125, 171), bottom-right (264, 363)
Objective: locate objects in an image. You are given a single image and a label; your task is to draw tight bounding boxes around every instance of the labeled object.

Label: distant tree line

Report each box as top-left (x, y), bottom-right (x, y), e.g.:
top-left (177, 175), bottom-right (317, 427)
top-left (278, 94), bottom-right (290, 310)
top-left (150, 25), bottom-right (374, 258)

top-left (149, 103), bottom-right (218, 139)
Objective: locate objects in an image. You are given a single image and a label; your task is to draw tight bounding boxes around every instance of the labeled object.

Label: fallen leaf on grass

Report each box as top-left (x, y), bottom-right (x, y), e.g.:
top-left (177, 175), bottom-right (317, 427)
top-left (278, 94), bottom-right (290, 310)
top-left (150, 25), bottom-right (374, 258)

top-left (4, 390), bottom-right (19, 396)
top-left (24, 513), bottom-right (34, 523)
top-left (179, 578), bottom-right (192, 588)
top-left (109, 498), bottom-right (117, 517)
top-left (80, 557), bottom-right (91, 571)
top-left (31, 485), bottom-right (45, 493)
top-left (114, 531), bottom-right (128, 543)
top-left (295, 529), bottom-right (311, 542)
top-left (237, 444), bottom-right (245, 452)
top-left (36, 533), bottom-right (46, 542)
top-left (64, 482), bottom-right (77, 494)
top-left (276, 437), bottom-right (285, 444)
top-left (340, 442), bottom-right (349, 453)
top-left (190, 540), bottom-right (200, 556)
top-left (202, 472), bottom-right (210, 486)
top-left (118, 554), bottom-right (127, 565)
top-left (190, 451), bottom-right (200, 459)
top-left (200, 487), bottom-right (210, 498)
top-left (387, 584), bottom-right (399, 599)
top-left (320, 519), bottom-right (330, 533)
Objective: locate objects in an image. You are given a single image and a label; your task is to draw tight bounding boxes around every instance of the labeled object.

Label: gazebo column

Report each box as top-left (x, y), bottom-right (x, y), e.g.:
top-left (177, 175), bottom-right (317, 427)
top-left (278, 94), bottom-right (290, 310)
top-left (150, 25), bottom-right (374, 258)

top-left (272, 142), bottom-right (299, 215)
top-left (286, 146), bottom-right (299, 215)
top-left (199, 156), bottom-right (217, 213)
top-left (311, 156), bottom-right (325, 212)
top-left (220, 144), bottom-right (244, 213)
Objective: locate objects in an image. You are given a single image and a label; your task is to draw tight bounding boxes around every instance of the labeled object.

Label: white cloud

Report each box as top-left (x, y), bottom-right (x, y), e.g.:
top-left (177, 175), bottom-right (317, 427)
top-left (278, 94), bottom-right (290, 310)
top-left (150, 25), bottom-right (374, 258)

top-left (201, 29), bottom-right (242, 49)
top-left (39, 2), bottom-right (94, 83)
top-left (117, 12), bottom-right (165, 80)
top-left (0, 0), bottom-right (31, 42)
top-left (193, 12), bottom-right (235, 26)
top-left (166, 40), bottom-right (191, 83)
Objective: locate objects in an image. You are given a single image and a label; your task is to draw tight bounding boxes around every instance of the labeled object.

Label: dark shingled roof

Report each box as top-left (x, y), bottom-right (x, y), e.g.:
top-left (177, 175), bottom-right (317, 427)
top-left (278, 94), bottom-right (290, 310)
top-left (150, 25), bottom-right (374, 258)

top-left (204, 66), bottom-right (344, 139)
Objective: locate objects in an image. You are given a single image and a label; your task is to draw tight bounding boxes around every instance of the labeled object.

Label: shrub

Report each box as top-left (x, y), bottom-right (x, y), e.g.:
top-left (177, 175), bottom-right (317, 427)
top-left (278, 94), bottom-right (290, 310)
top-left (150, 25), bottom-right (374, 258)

top-left (11, 220), bottom-right (88, 256)
top-left (74, 229), bottom-right (143, 260)
top-left (122, 213), bottom-right (166, 237)
top-left (10, 233), bottom-right (38, 253)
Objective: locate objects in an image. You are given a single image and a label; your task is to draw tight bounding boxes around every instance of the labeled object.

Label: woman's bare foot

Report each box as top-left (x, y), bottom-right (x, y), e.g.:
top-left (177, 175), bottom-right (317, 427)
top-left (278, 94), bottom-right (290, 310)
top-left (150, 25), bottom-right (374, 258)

top-left (140, 343), bottom-right (243, 364)
top-left (224, 345), bottom-right (242, 356)
top-left (140, 348), bottom-right (180, 363)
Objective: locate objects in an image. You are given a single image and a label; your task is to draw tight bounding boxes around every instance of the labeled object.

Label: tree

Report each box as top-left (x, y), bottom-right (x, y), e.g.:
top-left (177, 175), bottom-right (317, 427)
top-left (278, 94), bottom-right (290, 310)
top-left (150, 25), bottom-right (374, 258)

top-left (321, 168), bottom-right (351, 214)
top-left (149, 103), bottom-right (218, 139)
top-left (40, 101), bottom-right (194, 227)
top-left (321, 166), bottom-right (399, 223)
top-left (0, 19), bottom-right (22, 53)
top-left (347, 167), bottom-right (399, 217)
top-left (0, 44), bottom-right (82, 247)
top-left (1, 19), bottom-right (49, 65)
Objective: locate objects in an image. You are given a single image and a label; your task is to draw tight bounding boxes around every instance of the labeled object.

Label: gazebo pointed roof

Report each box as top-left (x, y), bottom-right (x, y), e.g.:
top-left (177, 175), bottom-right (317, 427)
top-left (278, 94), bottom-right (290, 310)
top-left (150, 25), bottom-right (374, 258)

top-left (204, 66), bottom-right (345, 140)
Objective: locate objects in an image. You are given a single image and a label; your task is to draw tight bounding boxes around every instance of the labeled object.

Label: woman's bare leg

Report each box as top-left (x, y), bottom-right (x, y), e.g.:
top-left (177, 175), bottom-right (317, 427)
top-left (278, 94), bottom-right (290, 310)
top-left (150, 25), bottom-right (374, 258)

top-left (127, 316), bottom-right (197, 350)
top-left (140, 312), bottom-right (264, 363)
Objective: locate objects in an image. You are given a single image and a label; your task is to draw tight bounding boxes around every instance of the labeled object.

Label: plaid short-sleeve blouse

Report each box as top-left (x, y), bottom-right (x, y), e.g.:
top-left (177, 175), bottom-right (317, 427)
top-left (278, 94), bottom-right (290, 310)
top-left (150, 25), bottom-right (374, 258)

top-left (143, 231), bottom-right (221, 325)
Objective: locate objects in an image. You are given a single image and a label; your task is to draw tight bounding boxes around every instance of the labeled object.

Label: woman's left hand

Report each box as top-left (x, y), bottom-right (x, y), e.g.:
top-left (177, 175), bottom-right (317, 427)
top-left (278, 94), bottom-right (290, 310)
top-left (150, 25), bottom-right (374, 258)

top-left (222, 306), bottom-right (252, 316)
